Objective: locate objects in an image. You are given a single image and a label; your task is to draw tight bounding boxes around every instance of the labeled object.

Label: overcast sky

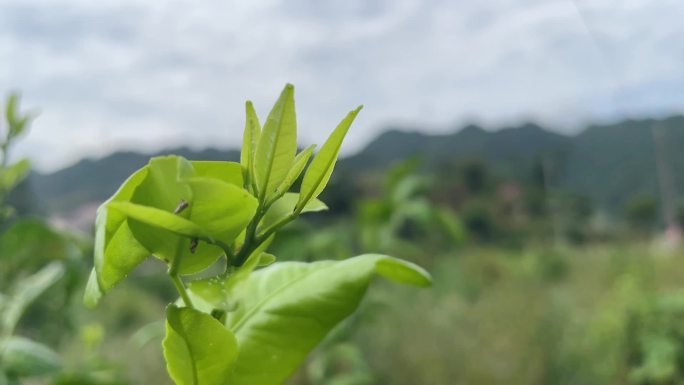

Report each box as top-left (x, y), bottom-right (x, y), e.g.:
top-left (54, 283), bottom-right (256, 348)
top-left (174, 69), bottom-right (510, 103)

top-left (1, 0), bottom-right (683, 171)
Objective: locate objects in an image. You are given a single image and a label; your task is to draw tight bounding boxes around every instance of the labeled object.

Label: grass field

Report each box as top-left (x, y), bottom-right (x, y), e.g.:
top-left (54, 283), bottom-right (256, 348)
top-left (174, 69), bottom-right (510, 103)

top-left (73, 242), bottom-right (684, 385)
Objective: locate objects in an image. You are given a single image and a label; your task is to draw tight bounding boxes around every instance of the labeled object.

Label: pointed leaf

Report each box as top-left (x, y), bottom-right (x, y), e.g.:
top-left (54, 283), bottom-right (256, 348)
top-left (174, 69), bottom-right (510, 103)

top-left (257, 253), bottom-right (276, 267)
top-left (0, 159), bottom-right (30, 192)
top-left (5, 93), bottom-right (34, 139)
top-left (297, 106), bottom-right (362, 211)
top-left (163, 306), bottom-right (238, 385)
top-left (240, 101), bottom-right (261, 191)
top-left (254, 84), bottom-right (297, 200)
top-left (272, 144), bottom-right (315, 200)
top-left (225, 254), bottom-right (430, 385)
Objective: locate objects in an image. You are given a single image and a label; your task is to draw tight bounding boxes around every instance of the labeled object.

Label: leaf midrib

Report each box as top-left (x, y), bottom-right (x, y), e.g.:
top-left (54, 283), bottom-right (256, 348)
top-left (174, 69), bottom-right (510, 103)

top-left (259, 99), bottom-right (289, 198)
top-left (175, 313), bottom-right (200, 385)
top-left (231, 262), bottom-right (333, 334)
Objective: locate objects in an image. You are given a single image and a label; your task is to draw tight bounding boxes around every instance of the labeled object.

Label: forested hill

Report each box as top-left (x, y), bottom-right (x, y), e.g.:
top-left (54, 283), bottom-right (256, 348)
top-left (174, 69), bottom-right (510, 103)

top-left (21, 114), bottom-right (684, 215)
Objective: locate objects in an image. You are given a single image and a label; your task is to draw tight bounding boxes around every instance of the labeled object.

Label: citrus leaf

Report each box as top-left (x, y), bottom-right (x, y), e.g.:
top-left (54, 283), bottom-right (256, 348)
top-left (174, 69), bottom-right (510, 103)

top-left (254, 84), bottom-right (297, 201)
top-left (240, 101), bottom-right (261, 192)
top-left (272, 144), bottom-right (315, 200)
top-left (86, 166), bottom-right (149, 306)
top-left (185, 178), bottom-right (257, 242)
top-left (190, 161), bottom-right (242, 187)
top-left (225, 254), bottom-right (430, 385)
top-left (163, 306), bottom-right (238, 385)
top-left (108, 202), bottom-right (209, 240)
top-left (297, 106), bottom-right (361, 211)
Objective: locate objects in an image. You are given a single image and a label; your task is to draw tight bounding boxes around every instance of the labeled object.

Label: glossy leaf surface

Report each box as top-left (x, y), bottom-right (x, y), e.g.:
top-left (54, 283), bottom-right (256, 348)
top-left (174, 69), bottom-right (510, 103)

top-left (190, 161), bottom-right (242, 187)
top-left (225, 254), bottom-right (431, 385)
top-left (297, 106), bottom-right (361, 211)
top-left (163, 306), bottom-right (238, 385)
top-left (240, 102), bottom-right (261, 192)
top-left (272, 144), bottom-right (315, 199)
top-left (86, 166), bottom-right (149, 306)
top-left (186, 178), bottom-right (257, 241)
top-left (254, 84), bottom-right (297, 200)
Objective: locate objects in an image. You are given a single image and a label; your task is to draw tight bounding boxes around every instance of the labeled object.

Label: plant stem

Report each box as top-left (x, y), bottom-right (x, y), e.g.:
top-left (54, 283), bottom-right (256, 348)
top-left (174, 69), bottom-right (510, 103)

top-left (256, 213), bottom-right (297, 244)
top-left (232, 203), bottom-right (267, 267)
top-left (170, 273), bottom-right (194, 308)
top-left (168, 240), bottom-right (194, 308)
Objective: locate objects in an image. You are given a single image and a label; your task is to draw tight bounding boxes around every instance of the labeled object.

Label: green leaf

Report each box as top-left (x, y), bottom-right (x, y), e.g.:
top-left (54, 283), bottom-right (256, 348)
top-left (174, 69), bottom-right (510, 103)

top-left (257, 253), bottom-right (276, 267)
top-left (0, 159), bottom-right (30, 192)
top-left (254, 84), bottom-right (297, 201)
top-left (107, 202), bottom-right (210, 239)
top-left (83, 270), bottom-right (104, 308)
top-left (225, 254), bottom-right (430, 385)
top-left (190, 161), bottom-right (243, 187)
top-left (188, 236), bottom-right (274, 312)
top-left (271, 144), bottom-right (315, 200)
top-left (186, 178), bottom-right (258, 242)
top-left (5, 93), bottom-right (34, 139)
top-left (297, 106), bottom-right (362, 211)
top-left (240, 101), bottom-right (261, 192)
top-left (5, 93), bottom-right (17, 128)
top-left (96, 217), bottom-right (149, 287)
top-left (109, 202), bottom-right (223, 275)
top-left (163, 306), bottom-right (238, 385)
top-left (130, 156), bottom-right (194, 213)
top-left (86, 166), bottom-right (149, 306)
top-left (259, 193), bottom-right (327, 235)
top-left (126, 156), bottom-right (227, 275)
top-left (2, 337), bottom-right (62, 377)
top-left (2, 262), bottom-right (64, 336)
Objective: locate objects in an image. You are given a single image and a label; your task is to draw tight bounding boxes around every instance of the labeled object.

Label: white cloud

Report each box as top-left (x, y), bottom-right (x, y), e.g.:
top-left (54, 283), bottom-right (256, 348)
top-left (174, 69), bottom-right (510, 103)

top-left (1, 0), bottom-right (683, 171)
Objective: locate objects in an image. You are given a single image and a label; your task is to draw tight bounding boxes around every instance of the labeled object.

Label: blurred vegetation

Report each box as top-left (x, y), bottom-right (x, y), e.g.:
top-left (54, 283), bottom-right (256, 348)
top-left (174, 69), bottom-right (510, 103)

top-left (0, 93), bottom-right (130, 385)
top-left (6, 92), bottom-right (684, 384)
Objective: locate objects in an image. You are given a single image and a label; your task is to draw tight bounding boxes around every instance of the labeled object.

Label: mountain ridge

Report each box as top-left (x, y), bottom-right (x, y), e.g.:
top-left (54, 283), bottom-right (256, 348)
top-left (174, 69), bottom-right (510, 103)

top-left (25, 115), bottom-right (684, 216)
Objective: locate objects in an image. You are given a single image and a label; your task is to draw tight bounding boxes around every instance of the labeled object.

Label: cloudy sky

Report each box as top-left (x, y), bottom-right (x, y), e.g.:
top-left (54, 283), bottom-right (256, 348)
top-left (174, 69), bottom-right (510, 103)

top-left (1, 0), bottom-right (683, 171)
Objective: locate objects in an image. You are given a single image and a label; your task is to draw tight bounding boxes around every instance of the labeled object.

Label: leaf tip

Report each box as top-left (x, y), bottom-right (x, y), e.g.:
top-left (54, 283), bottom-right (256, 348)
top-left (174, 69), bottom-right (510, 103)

top-left (83, 269), bottom-right (103, 308)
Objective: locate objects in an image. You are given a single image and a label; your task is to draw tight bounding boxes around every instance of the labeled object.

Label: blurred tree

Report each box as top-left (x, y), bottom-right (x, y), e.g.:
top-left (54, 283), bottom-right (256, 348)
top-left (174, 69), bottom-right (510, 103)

top-left (625, 195), bottom-right (658, 233)
top-left (460, 200), bottom-right (496, 241)
top-left (458, 159), bottom-right (491, 196)
top-left (675, 201), bottom-right (684, 229)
